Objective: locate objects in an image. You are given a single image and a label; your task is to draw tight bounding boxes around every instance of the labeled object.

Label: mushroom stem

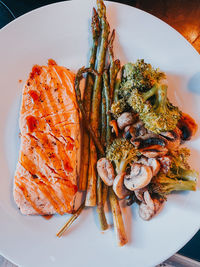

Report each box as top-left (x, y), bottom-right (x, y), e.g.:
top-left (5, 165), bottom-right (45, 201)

top-left (113, 172), bottom-right (130, 199)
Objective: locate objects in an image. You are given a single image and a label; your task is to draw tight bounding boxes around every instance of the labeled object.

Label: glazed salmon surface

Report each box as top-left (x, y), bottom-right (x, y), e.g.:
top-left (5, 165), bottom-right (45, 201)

top-left (14, 61), bottom-right (80, 215)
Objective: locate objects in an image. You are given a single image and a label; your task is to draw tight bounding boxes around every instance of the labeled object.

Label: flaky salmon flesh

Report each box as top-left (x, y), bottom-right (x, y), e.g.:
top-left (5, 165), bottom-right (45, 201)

top-left (14, 60), bottom-right (81, 215)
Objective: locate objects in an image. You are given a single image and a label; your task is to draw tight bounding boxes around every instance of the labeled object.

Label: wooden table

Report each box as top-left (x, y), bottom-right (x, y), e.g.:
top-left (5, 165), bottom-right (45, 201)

top-left (133, 0), bottom-right (200, 53)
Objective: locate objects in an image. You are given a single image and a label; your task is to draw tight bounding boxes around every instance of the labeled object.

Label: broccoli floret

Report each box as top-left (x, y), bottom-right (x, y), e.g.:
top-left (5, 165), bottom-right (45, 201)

top-left (128, 83), bottom-right (181, 133)
top-left (120, 60), bottom-right (165, 98)
top-left (106, 138), bottom-right (138, 173)
top-left (110, 98), bottom-right (127, 119)
top-left (168, 148), bottom-right (198, 181)
top-left (149, 148), bottom-right (198, 196)
top-left (149, 173), bottom-right (196, 197)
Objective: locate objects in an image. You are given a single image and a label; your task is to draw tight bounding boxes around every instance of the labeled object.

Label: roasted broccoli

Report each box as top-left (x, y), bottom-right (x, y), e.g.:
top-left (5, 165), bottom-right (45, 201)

top-left (149, 173), bottom-right (196, 197)
top-left (120, 60), bottom-right (165, 98)
top-left (110, 98), bottom-right (127, 119)
top-left (128, 83), bottom-right (181, 133)
top-left (106, 138), bottom-right (138, 173)
top-left (149, 148), bottom-right (198, 196)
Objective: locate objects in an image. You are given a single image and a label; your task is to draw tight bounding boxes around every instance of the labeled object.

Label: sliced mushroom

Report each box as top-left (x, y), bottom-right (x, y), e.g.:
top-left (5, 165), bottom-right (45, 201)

top-left (153, 198), bottom-right (164, 213)
top-left (139, 191), bottom-right (164, 221)
top-left (139, 145), bottom-right (168, 158)
top-left (137, 157), bottom-right (160, 176)
top-left (113, 172), bottom-right (130, 199)
top-left (124, 121), bottom-right (147, 141)
top-left (159, 127), bottom-right (181, 150)
top-left (97, 158), bottom-right (115, 186)
top-left (134, 187), bottom-right (148, 202)
top-left (117, 112), bottom-right (135, 130)
top-left (124, 163), bottom-right (153, 191)
top-left (124, 125), bottom-right (135, 140)
top-left (139, 191), bottom-right (155, 220)
top-left (158, 155), bottom-right (171, 173)
top-left (133, 121), bottom-right (147, 137)
top-left (177, 113), bottom-right (198, 141)
top-left (132, 133), bottom-right (166, 149)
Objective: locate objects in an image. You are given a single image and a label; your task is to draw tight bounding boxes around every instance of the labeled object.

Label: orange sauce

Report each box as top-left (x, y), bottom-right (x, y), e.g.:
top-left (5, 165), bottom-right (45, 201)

top-left (16, 181), bottom-right (44, 214)
top-left (28, 90), bottom-right (39, 102)
top-left (42, 215), bottom-right (53, 220)
top-left (48, 59), bottom-right (57, 66)
top-left (30, 65), bottom-right (41, 80)
top-left (26, 115), bottom-right (38, 132)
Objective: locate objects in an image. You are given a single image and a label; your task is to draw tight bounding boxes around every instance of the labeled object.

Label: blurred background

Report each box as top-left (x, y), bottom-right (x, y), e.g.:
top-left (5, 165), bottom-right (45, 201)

top-left (0, 0), bottom-right (199, 265)
top-left (1, 0), bottom-right (200, 53)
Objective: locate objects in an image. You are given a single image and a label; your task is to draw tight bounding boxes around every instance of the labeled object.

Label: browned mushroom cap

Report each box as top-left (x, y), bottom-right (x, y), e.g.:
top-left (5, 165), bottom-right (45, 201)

top-left (97, 158), bottom-right (115, 186)
top-left (117, 112), bottom-right (135, 130)
top-left (132, 133), bottom-right (166, 149)
top-left (139, 145), bottom-right (168, 158)
top-left (159, 127), bottom-right (181, 150)
top-left (124, 121), bottom-right (147, 141)
top-left (158, 155), bottom-right (171, 173)
top-left (132, 121), bottom-right (147, 137)
top-left (113, 172), bottom-right (130, 199)
top-left (134, 187), bottom-right (148, 202)
top-left (139, 191), bottom-right (164, 221)
top-left (177, 113), bottom-right (198, 141)
top-left (139, 191), bottom-right (155, 220)
top-left (124, 163), bottom-right (153, 191)
top-left (137, 157), bottom-right (160, 176)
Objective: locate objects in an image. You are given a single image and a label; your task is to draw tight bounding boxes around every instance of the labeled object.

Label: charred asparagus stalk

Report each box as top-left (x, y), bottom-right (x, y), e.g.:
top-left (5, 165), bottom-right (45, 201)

top-left (86, 0), bottom-right (110, 206)
top-left (74, 67), bottom-right (104, 156)
top-left (108, 30), bottom-right (121, 102)
top-left (106, 29), bottom-right (127, 247)
top-left (96, 70), bottom-right (109, 231)
top-left (103, 70), bottom-right (112, 145)
top-left (56, 203), bottom-right (85, 237)
top-left (109, 188), bottom-right (128, 246)
top-left (79, 8), bottom-right (101, 191)
top-left (97, 175), bottom-right (108, 230)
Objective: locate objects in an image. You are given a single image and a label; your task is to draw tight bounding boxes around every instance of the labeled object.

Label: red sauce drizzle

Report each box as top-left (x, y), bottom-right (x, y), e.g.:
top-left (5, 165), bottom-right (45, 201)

top-left (66, 142), bottom-right (74, 150)
top-left (28, 90), bottom-right (39, 102)
top-left (42, 215), bottom-right (53, 220)
top-left (48, 59), bottom-right (57, 66)
top-left (30, 65), bottom-right (41, 79)
top-left (64, 160), bottom-right (73, 173)
top-left (26, 116), bottom-right (38, 132)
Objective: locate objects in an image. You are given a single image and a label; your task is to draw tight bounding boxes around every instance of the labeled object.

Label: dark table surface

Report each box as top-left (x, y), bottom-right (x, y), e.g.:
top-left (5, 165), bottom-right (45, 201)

top-left (0, 0), bottom-right (199, 263)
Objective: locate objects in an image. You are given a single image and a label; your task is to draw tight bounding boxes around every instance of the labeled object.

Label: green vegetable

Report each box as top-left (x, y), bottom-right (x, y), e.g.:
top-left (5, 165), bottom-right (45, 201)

top-left (56, 203), bottom-right (85, 237)
top-left (120, 59), bottom-right (165, 96)
top-left (109, 187), bottom-right (128, 246)
top-left (149, 173), bottom-right (196, 197)
top-left (74, 67), bottom-right (104, 156)
top-left (97, 175), bottom-right (108, 230)
top-left (128, 83), bottom-right (181, 133)
top-left (113, 78), bottom-right (121, 102)
top-left (106, 138), bottom-right (138, 174)
top-left (149, 148), bottom-right (198, 197)
top-left (79, 8), bottom-right (101, 191)
top-left (110, 98), bottom-right (127, 119)
top-left (103, 70), bottom-right (112, 145)
top-left (86, 0), bottom-right (110, 207)
top-left (108, 30), bottom-right (121, 102)
top-left (168, 148), bottom-right (199, 181)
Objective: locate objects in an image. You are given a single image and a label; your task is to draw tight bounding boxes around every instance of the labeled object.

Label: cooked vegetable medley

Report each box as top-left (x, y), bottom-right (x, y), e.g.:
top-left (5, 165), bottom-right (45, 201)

top-left (57, 0), bottom-right (198, 247)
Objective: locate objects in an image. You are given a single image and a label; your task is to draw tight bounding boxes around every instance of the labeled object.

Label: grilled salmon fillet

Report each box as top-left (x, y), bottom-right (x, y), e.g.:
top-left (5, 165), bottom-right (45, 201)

top-left (14, 60), bottom-right (80, 215)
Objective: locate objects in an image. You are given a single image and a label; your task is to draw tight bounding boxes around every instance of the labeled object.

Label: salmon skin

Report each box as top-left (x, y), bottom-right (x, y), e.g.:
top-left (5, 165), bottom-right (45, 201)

top-left (14, 60), bottom-right (80, 215)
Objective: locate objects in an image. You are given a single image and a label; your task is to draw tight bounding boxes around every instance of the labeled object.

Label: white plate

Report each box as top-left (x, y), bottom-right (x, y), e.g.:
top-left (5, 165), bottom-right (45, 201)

top-left (0, 1), bottom-right (200, 266)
